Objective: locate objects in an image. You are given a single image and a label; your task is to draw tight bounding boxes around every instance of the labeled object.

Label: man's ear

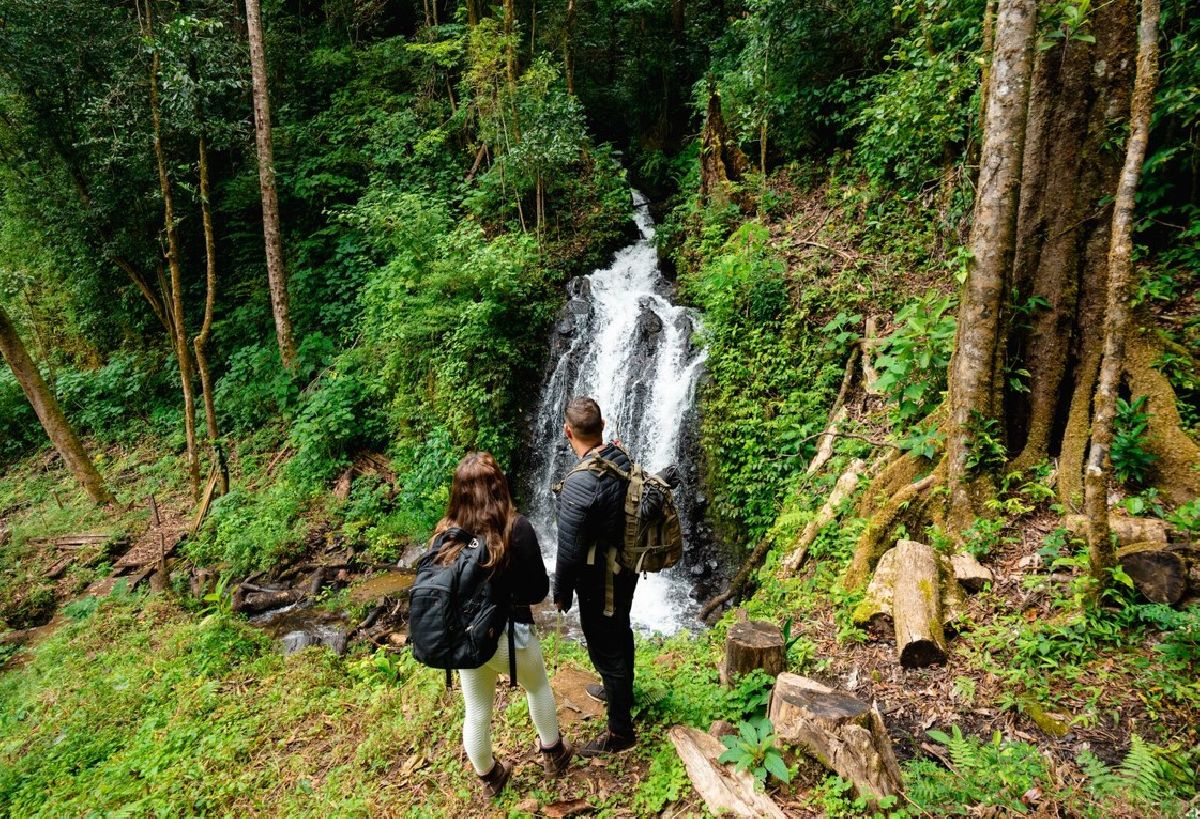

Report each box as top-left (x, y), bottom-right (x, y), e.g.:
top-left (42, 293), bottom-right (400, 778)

top-left (563, 422), bottom-right (572, 439)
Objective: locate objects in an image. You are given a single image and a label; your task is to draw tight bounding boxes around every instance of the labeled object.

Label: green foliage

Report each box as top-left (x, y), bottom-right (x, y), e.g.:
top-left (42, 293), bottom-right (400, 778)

top-left (679, 219), bottom-right (843, 539)
top-left (1166, 498), bottom-right (1200, 533)
top-left (1112, 395), bottom-right (1157, 486)
top-left (718, 718), bottom-right (791, 790)
top-left (906, 725), bottom-right (1050, 814)
top-left (1079, 736), bottom-right (1199, 811)
top-left (875, 291), bottom-right (957, 429)
top-left (849, 0), bottom-right (984, 190)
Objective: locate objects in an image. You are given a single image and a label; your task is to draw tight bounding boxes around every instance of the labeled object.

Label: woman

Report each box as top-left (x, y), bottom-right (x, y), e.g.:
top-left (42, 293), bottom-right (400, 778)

top-left (430, 452), bottom-right (573, 796)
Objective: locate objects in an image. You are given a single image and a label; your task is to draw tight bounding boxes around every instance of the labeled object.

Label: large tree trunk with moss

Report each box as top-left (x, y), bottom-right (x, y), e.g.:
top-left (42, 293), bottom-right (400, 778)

top-left (1084, 0), bottom-right (1161, 588)
top-left (246, 0), bottom-right (298, 371)
top-left (0, 305), bottom-right (114, 505)
top-left (999, 0), bottom-right (1138, 504)
top-left (944, 0), bottom-right (1037, 530)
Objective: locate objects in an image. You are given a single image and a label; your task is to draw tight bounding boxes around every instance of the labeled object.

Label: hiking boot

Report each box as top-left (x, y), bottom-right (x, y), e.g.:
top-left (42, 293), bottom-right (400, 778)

top-left (478, 759), bottom-right (512, 797)
top-left (585, 683), bottom-right (607, 704)
top-left (540, 736), bottom-right (574, 776)
top-left (577, 729), bottom-right (635, 758)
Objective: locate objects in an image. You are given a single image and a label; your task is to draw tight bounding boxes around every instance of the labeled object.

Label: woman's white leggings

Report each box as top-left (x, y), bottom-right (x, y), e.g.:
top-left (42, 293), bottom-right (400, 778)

top-left (459, 629), bottom-right (560, 775)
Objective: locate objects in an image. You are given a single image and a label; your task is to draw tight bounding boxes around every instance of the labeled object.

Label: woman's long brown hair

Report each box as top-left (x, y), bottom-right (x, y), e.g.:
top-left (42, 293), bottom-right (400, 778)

top-left (431, 452), bottom-right (516, 569)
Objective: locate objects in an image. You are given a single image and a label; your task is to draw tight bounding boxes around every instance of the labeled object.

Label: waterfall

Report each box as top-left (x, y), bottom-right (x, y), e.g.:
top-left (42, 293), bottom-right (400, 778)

top-left (527, 191), bottom-right (707, 634)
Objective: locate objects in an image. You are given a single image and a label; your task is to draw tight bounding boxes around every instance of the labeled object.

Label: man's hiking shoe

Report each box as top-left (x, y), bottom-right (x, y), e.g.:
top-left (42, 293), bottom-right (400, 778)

top-left (478, 759), bottom-right (512, 797)
top-left (540, 737), bottom-right (575, 776)
top-left (585, 683), bottom-right (607, 704)
top-left (577, 730), bottom-right (635, 758)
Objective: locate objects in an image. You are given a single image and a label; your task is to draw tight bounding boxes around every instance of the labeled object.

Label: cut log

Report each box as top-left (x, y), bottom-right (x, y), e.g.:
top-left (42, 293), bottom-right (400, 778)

top-left (668, 726), bottom-right (787, 819)
top-left (783, 459), bottom-right (866, 574)
top-left (853, 544), bottom-right (964, 641)
top-left (853, 546), bottom-right (900, 639)
top-left (1118, 542), bottom-right (1190, 605)
top-left (951, 551), bottom-right (994, 592)
top-left (768, 673), bottom-right (903, 801)
top-left (891, 540), bottom-right (947, 668)
top-left (1065, 514), bottom-right (1168, 546)
top-left (721, 620), bottom-right (786, 685)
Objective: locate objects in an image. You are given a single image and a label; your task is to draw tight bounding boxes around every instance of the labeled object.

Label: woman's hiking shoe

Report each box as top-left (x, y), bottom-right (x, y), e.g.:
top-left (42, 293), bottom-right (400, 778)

top-left (478, 759), bottom-right (512, 797)
top-left (540, 737), bottom-right (575, 776)
top-left (585, 683), bottom-right (607, 704)
top-left (577, 730), bottom-right (635, 757)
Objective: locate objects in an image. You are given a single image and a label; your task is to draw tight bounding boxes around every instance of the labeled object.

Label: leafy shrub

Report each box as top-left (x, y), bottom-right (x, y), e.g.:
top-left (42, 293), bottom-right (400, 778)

top-left (718, 718), bottom-right (791, 790)
top-left (1112, 395), bottom-right (1157, 486)
top-left (875, 291), bottom-right (957, 429)
top-left (0, 369), bottom-right (40, 463)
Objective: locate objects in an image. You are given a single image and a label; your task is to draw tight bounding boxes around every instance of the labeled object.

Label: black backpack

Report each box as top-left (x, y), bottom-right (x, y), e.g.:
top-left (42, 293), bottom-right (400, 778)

top-left (407, 527), bottom-right (516, 686)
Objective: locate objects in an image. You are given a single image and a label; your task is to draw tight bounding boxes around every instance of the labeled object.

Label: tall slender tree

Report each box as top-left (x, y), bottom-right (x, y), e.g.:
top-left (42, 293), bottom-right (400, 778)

top-left (143, 0), bottom-right (201, 501)
top-left (0, 304), bottom-right (114, 505)
top-left (1084, 0), bottom-right (1162, 587)
top-left (245, 0), bottom-right (298, 371)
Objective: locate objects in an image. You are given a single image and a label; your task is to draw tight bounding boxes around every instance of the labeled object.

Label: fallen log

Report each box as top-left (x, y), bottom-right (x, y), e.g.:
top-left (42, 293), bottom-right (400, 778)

top-left (782, 459), bottom-right (866, 574)
top-left (237, 587), bottom-right (304, 613)
top-left (1118, 542), bottom-right (1190, 605)
top-left (767, 673), bottom-right (903, 802)
top-left (1065, 513), bottom-right (1167, 546)
top-left (668, 726), bottom-right (787, 819)
top-left (892, 539), bottom-right (947, 668)
top-left (721, 620), bottom-right (786, 685)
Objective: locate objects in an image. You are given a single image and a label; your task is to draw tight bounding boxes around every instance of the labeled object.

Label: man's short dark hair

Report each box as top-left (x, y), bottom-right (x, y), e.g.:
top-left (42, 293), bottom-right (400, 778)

top-left (565, 397), bottom-right (603, 439)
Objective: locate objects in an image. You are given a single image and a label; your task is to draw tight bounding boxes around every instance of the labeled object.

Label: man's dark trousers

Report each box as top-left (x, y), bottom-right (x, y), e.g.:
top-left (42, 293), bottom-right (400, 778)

top-left (578, 569), bottom-right (638, 738)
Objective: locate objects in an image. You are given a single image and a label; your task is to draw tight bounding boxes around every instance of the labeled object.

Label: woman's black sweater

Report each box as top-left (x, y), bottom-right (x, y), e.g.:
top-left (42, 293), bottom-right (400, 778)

top-left (489, 515), bottom-right (549, 624)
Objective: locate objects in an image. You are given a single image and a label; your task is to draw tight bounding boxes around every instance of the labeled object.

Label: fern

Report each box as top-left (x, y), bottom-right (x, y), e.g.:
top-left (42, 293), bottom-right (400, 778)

top-left (1086, 735), bottom-right (1200, 808)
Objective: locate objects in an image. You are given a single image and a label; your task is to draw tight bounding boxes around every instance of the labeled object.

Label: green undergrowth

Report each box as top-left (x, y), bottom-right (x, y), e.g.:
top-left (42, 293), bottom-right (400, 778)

top-left (0, 590), bottom-right (791, 816)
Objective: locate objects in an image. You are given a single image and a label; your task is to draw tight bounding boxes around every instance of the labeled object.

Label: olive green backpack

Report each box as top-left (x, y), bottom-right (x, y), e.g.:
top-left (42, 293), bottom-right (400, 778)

top-left (556, 443), bottom-right (683, 615)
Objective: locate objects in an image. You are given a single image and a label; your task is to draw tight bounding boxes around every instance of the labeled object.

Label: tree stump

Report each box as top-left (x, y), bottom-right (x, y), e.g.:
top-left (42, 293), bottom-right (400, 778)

top-left (721, 621), bottom-right (786, 685)
top-left (1118, 542), bottom-right (1190, 605)
top-left (767, 673), bottom-right (903, 801)
top-left (951, 551), bottom-right (994, 592)
top-left (668, 726), bottom-right (787, 819)
top-left (892, 540), bottom-right (947, 668)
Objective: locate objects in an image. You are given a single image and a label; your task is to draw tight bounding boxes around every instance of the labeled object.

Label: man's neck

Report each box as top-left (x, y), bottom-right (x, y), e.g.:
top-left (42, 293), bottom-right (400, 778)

top-left (571, 438), bottom-right (604, 459)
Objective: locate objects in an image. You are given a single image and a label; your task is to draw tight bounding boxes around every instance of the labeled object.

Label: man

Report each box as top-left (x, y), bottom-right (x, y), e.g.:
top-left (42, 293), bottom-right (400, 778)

top-left (553, 396), bottom-right (637, 756)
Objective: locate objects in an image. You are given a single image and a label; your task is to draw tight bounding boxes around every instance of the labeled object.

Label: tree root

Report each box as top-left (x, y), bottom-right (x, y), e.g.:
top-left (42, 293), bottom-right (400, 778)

top-left (1124, 334), bottom-right (1200, 505)
top-left (845, 461), bottom-right (945, 591)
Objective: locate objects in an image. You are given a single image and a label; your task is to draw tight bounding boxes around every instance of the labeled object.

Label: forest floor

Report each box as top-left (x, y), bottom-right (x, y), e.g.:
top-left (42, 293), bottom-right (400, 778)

top-left (2, 424), bottom-right (1197, 816)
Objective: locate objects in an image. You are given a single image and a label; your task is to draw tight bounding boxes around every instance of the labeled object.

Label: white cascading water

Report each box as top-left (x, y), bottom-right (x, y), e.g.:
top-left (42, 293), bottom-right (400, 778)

top-left (527, 191), bottom-right (706, 634)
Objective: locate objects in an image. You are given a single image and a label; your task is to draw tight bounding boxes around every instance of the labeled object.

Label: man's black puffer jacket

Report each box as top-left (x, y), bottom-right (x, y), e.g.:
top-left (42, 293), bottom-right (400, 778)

top-left (553, 442), bottom-right (630, 611)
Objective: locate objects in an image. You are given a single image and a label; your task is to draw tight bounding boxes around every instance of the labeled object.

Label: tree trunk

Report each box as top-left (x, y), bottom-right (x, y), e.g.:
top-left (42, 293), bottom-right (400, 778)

top-left (1007, 0), bottom-right (1137, 476)
top-left (945, 0), bottom-right (1037, 530)
top-left (1084, 0), bottom-right (1161, 589)
top-left (720, 620), bottom-right (785, 685)
top-left (193, 135), bottom-right (227, 495)
top-left (767, 673), bottom-right (903, 802)
top-left (144, 0), bottom-right (201, 501)
top-left (564, 0), bottom-right (575, 95)
top-left (503, 0), bottom-right (517, 85)
top-left (0, 305), bottom-right (114, 505)
top-left (245, 0), bottom-right (298, 371)
top-left (891, 539), bottom-right (948, 668)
